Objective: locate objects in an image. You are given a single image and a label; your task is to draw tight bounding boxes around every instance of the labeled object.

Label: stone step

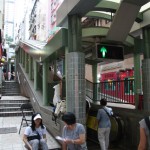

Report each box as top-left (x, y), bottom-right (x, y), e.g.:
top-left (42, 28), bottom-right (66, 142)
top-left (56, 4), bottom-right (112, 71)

top-left (0, 110), bottom-right (33, 117)
top-left (3, 84), bottom-right (19, 86)
top-left (0, 99), bottom-right (29, 103)
top-left (2, 91), bottom-right (20, 93)
top-left (0, 103), bottom-right (23, 107)
top-left (2, 93), bottom-right (21, 96)
top-left (2, 84), bottom-right (19, 86)
top-left (2, 87), bottom-right (20, 89)
top-left (0, 107), bottom-right (33, 112)
top-left (0, 107), bottom-right (21, 112)
top-left (2, 86), bottom-right (20, 89)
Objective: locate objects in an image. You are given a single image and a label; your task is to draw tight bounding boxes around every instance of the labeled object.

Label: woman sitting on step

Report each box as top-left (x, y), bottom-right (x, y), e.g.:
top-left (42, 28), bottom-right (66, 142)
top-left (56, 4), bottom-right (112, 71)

top-left (23, 113), bottom-right (48, 150)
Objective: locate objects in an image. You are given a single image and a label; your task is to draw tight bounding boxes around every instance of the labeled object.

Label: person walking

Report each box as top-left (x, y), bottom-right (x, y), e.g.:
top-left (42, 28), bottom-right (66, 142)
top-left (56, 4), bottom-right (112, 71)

top-left (8, 71), bottom-right (11, 80)
top-left (96, 98), bottom-right (113, 150)
top-left (61, 112), bottom-right (88, 150)
top-left (23, 113), bottom-right (48, 150)
top-left (138, 116), bottom-right (150, 150)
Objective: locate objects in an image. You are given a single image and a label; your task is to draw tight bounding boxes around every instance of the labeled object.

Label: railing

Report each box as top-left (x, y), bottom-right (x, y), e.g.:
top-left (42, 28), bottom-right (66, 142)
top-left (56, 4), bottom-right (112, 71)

top-left (86, 79), bottom-right (135, 105)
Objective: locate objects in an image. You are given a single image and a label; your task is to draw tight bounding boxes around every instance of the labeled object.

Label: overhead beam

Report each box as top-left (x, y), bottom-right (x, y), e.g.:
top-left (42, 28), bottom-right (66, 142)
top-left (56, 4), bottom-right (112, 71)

top-left (57, 0), bottom-right (101, 27)
top-left (106, 1), bottom-right (141, 42)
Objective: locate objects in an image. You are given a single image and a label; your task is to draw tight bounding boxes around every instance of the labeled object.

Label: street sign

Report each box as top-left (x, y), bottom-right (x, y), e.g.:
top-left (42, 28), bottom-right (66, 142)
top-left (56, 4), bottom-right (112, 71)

top-left (96, 44), bottom-right (124, 60)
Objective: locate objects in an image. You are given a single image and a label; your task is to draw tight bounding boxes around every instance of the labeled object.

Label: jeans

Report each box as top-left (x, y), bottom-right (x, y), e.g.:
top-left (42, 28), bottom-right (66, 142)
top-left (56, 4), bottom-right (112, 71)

top-left (28, 139), bottom-right (48, 150)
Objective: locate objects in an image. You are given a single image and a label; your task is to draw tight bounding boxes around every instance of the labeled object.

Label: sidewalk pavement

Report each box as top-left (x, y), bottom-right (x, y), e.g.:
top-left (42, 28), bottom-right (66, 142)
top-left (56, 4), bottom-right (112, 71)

top-left (0, 116), bottom-right (61, 150)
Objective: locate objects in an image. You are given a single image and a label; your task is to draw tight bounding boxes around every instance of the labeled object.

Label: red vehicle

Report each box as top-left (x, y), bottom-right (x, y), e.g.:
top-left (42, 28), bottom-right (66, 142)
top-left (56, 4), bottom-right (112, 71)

top-left (100, 69), bottom-right (134, 104)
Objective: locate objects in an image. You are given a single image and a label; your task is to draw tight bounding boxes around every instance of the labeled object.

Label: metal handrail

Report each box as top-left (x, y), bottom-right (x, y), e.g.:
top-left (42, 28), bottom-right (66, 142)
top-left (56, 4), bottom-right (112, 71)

top-left (86, 79), bottom-right (135, 105)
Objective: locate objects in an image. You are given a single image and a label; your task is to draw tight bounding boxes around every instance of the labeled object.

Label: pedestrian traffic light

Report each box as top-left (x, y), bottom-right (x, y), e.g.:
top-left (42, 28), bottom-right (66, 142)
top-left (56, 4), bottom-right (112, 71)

top-left (96, 44), bottom-right (124, 60)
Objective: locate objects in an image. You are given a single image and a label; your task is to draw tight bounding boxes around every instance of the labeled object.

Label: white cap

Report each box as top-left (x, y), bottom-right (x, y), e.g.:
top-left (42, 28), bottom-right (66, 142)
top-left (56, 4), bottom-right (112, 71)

top-left (34, 114), bottom-right (42, 120)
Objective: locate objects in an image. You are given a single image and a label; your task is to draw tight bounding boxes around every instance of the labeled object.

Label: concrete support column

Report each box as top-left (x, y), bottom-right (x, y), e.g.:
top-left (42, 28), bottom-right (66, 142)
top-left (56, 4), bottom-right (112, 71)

top-left (29, 55), bottom-right (33, 80)
top-left (63, 59), bottom-right (65, 76)
top-left (21, 49), bottom-right (23, 65)
top-left (64, 47), bottom-right (68, 77)
top-left (42, 61), bottom-right (48, 105)
top-left (68, 15), bottom-right (82, 52)
top-left (134, 39), bottom-right (142, 109)
top-left (34, 60), bottom-right (38, 90)
top-left (19, 48), bottom-right (21, 63)
top-left (142, 59), bottom-right (150, 110)
top-left (26, 54), bottom-right (29, 73)
top-left (20, 49), bottom-right (22, 64)
top-left (92, 64), bottom-right (98, 101)
top-left (143, 28), bottom-right (150, 58)
top-left (16, 50), bottom-right (19, 64)
top-left (142, 28), bottom-right (150, 111)
top-left (66, 52), bottom-right (85, 124)
top-left (54, 60), bottom-right (57, 74)
top-left (14, 58), bottom-right (16, 76)
top-left (22, 50), bottom-right (25, 67)
top-left (25, 53), bottom-right (28, 73)
top-left (67, 15), bottom-right (86, 124)
top-left (19, 47), bottom-right (22, 64)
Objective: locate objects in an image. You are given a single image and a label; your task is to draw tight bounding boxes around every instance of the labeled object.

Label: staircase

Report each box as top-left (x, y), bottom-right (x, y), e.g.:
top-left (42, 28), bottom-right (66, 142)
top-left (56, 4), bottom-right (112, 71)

top-left (2, 81), bottom-right (20, 96)
top-left (0, 81), bottom-right (33, 117)
top-left (0, 96), bottom-right (33, 117)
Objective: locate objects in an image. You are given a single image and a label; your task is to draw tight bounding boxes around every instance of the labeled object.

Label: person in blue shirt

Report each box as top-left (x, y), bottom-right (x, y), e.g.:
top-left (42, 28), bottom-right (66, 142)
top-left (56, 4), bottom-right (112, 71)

top-left (138, 117), bottom-right (150, 150)
top-left (96, 98), bottom-right (113, 150)
top-left (61, 112), bottom-right (87, 150)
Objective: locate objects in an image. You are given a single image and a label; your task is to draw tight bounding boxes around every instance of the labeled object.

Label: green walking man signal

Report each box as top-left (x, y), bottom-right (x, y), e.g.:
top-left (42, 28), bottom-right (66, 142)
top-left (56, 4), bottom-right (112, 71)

top-left (96, 44), bottom-right (124, 60)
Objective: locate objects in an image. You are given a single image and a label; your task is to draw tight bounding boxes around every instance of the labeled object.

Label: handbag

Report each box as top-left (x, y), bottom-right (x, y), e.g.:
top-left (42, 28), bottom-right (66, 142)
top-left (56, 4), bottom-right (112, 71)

top-left (27, 132), bottom-right (41, 141)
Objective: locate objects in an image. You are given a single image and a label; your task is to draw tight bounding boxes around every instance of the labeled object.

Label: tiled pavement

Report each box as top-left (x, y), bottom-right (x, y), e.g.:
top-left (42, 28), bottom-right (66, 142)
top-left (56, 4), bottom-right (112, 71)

top-left (0, 116), bottom-right (61, 150)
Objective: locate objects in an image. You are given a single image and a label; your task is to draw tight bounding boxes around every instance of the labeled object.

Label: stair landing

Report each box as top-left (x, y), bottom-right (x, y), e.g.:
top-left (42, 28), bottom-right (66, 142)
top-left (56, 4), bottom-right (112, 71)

top-left (1, 96), bottom-right (29, 100)
top-left (0, 96), bottom-right (32, 117)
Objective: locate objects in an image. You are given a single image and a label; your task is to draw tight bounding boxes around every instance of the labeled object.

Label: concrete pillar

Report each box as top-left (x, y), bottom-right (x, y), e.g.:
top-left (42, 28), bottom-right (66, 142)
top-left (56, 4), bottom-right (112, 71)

top-left (42, 61), bottom-right (48, 105)
top-left (54, 60), bottom-right (57, 74)
top-left (34, 60), bottom-right (38, 90)
top-left (18, 48), bottom-right (21, 63)
top-left (142, 27), bottom-right (150, 111)
top-left (25, 53), bottom-right (28, 73)
top-left (19, 48), bottom-right (22, 64)
top-left (66, 52), bottom-right (85, 124)
top-left (92, 64), bottom-right (98, 101)
top-left (21, 48), bottom-right (23, 64)
top-left (68, 15), bottom-right (82, 52)
top-left (16, 50), bottom-right (19, 64)
top-left (63, 59), bottom-right (65, 76)
top-left (26, 54), bottom-right (29, 73)
top-left (14, 58), bottom-right (16, 77)
top-left (67, 15), bottom-right (86, 124)
top-left (22, 50), bottom-right (25, 67)
top-left (29, 55), bottom-right (33, 80)
top-left (134, 39), bottom-right (142, 109)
